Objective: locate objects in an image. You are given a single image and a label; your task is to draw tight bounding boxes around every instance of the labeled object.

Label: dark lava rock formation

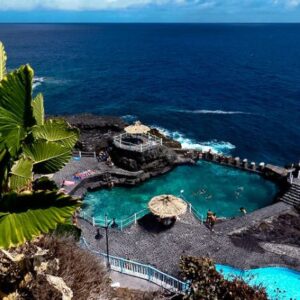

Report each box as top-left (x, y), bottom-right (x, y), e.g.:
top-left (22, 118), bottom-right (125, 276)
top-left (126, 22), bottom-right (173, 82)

top-left (110, 144), bottom-right (178, 173)
top-left (51, 114), bottom-right (127, 152)
top-left (52, 114), bottom-right (194, 179)
top-left (149, 128), bottom-right (181, 149)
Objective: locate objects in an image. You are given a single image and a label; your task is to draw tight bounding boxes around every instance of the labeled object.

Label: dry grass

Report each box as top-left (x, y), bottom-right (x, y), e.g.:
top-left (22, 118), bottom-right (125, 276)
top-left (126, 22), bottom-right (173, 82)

top-left (35, 236), bottom-right (113, 300)
top-left (0, 235), bottom-right (166, 299)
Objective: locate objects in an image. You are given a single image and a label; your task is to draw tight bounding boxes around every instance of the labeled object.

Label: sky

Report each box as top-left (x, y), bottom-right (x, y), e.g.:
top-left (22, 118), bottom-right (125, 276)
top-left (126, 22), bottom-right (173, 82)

top-left (0, 0), bottom-right (300, 23)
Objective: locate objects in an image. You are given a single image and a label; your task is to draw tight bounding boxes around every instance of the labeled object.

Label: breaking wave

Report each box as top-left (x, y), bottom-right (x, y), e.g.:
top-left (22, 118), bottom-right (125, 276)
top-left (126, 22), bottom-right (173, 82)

top-left (32, 77), bottom-right (45, 89)
top-left (154, 126), bottom-right (235, 154)
top-left (173, 109), bottom-right (251, 115)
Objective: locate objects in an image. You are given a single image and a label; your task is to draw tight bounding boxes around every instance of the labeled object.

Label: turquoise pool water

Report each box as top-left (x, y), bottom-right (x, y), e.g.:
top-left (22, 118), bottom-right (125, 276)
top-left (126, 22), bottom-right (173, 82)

top-left (216, 265), bottom-right (300, 300)
top-left (83, 161), bottom-right (277, 222)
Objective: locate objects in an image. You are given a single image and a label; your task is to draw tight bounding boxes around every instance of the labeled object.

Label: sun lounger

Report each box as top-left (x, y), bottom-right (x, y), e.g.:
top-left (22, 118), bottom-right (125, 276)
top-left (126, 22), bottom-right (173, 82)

top-left (64, 180), bottom-right (75, 186)
top-left (73, 170), bottom-right (96, 180)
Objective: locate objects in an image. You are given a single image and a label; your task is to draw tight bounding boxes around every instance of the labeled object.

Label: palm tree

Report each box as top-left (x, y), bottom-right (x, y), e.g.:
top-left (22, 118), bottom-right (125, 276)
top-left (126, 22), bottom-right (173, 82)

top-left (0, 42), bottom-right (81, 249)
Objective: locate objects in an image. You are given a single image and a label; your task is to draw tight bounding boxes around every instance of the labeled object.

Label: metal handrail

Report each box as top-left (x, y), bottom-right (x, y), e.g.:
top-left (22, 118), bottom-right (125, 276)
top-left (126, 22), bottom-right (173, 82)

top-left (79, 208), bottom-right (149, 230)
top-left (190, 205), bottom-right (204, 223)
top-left (79, 201), bottom-right (206, 229)
top-left (113, 132), bottom-right (163, 152)
top-left (81, 237), bottom-right (189, 293)
top-left (72, 150), bottom-right (96, 158)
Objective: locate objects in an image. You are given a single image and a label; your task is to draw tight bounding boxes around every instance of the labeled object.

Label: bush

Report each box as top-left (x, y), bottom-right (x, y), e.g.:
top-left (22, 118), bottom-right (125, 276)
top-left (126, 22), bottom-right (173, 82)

top-left (54, 224), bottom-right (82, 241)
top-left (180, 256), bottom-right (267, 300)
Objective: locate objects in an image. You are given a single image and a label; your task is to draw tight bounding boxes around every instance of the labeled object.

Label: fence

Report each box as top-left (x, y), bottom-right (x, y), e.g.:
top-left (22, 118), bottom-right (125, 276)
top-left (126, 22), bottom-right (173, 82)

top-left (72, 150), bottom-right (96, 158)
top-left (79, 208), bottom-right (149, 230)
top-left (79, 202), bottom-right (204, 230)
top-left (188, 202), bottom-right (204, 223)
top-left (81, 237), bottom-right (189, 293)
top-left (113, 133), bottom-right (163, 152)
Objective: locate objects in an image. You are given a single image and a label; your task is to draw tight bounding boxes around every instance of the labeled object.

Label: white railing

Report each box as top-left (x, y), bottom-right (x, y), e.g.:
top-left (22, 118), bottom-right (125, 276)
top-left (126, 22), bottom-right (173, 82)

top-left (179, 192), bottom-right (204, 224)
top-left (79, 208), bottom-right (149, 230)
top-left (81, 237), bottom-right (189, 293)
top-left (73, 150), bottom-right (96, 158)
top-left (79, 202), bottom-right (205, 229)
top-left (188, 202), bottom-right (204, 223)
top-left (118, 208), bottom-right (149, 229)
top-left (113, 133), bottom-right (163, 152)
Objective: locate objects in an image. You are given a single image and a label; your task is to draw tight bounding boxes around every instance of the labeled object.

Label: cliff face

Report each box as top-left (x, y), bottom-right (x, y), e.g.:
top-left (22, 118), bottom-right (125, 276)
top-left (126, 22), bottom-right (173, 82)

top-left (110, 144), bottom-right (178, 173)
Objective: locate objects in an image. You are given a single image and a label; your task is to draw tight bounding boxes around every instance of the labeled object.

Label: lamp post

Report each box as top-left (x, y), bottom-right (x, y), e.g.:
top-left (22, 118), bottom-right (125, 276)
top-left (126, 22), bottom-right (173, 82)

top-left (100, 215), bottom-right (118, 269)
top-left (101, 214), bottom-right (112, 269)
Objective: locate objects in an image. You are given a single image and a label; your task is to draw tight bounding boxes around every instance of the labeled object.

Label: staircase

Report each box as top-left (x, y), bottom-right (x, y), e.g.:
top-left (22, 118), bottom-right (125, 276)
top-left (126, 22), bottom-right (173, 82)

top-left (281, 183), bottom-right (300, 207)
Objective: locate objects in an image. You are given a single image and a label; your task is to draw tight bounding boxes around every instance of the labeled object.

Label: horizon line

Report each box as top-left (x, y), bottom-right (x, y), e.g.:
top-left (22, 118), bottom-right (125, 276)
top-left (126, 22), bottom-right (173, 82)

top-left (1, 22), bottom-right (300, 24)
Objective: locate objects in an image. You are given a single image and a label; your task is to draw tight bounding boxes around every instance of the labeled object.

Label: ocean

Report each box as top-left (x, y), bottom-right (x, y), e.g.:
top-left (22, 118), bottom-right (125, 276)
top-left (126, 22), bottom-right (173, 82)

top-left (0, 23), bottom-right (299, 165)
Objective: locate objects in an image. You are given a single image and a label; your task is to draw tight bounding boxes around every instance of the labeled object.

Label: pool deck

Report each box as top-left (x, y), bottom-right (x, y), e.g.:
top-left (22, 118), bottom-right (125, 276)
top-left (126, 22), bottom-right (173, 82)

top-left (52, 157), bottom-right (144, 197)
top-left (54, 156), bottom-right (300, 278)
top-left (78, 201), bottom-right (300, 277)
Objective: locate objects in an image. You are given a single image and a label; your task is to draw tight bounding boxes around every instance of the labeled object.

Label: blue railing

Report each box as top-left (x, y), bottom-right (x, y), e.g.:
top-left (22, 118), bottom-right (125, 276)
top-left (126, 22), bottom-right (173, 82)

top-left (81, 237), bottom-right (189, 293)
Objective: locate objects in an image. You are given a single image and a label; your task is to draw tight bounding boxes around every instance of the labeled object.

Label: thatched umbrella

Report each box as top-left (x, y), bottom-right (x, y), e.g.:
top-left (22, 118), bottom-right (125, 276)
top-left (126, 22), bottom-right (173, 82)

top-left (124, 121), bottom-right (150, 134)
top-left (148, 194), bottom-right (187, 219)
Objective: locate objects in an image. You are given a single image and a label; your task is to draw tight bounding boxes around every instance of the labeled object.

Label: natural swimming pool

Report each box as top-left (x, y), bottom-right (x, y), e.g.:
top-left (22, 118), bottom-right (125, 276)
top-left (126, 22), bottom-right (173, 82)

top-left (216, 265), bottom-right (300, 300)
top-left (83, 161), bottom-right (278, 223)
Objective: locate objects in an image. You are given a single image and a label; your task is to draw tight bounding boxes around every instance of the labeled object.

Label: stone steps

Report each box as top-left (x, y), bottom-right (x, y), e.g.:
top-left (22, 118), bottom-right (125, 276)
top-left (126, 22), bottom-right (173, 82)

top-left (281, 184), bottom-right (300, 208)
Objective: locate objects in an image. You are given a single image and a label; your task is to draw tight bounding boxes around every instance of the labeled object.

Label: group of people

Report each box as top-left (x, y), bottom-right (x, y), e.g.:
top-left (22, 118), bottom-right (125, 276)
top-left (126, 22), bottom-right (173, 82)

top-left (97, 150), bottom-right (109, 162)
top-left (97, 150), bottom-right (114, 167)
top-left (206, 206), bottom-right (247, 231)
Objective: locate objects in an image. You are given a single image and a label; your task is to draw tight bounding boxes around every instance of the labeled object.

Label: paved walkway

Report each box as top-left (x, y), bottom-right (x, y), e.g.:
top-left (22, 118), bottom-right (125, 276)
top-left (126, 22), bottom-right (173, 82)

top-left (79, 201), bottom-right (300, 278)
top-left (109, 271), bottom-right (160, 292)
top-left (52, 157), bottom-right (143, 196)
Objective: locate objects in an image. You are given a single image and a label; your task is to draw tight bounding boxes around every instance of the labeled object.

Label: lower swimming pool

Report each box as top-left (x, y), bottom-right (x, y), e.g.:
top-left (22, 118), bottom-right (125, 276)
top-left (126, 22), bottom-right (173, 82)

top-left (216, 265), bottom-right (300, 300)
top-left (83, 161), bottom-right (277, 223)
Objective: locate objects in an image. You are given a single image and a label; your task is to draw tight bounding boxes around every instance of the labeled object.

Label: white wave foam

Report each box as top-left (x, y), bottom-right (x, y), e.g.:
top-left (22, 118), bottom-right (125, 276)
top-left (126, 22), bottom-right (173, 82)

top-left (173, 109), bottom-right (250, 115)
top-left (34, 77), bottom-right (45, 83)
top-left (33, 77), bottom-right (45, 89)
top-left (154, 125), bottom-right (235, 154)
top-left (32, 77), bottom-right (69, 89)
top-left (121, 115), bottom-right (138, 123)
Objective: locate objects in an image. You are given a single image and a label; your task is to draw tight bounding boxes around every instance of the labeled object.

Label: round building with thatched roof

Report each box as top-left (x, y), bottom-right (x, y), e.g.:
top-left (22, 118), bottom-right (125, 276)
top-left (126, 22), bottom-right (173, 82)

top-left (148, 194), bottom-right (187, 226)
top-left (113, 121), bottom-right (163, 152)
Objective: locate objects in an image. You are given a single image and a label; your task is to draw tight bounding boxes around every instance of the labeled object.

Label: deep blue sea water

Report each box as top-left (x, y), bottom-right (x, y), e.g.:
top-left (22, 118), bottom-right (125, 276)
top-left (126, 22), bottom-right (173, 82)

top-left (0, 24), bottom-right (299, 165)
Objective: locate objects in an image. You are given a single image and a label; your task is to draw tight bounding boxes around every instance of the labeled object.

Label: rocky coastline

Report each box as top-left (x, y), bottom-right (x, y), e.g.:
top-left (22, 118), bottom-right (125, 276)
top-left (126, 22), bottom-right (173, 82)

top-left (50, 114), bottom-right (300, 282)
top-left (52, 114), bottom-right (197, 196)
top-left (52, 114), bottom-right (294, 198)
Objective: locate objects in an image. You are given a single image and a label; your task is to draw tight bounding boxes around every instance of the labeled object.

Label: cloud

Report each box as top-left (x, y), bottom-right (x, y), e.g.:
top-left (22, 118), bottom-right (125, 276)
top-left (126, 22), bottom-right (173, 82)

top-left (0, 0), bottom-right (299, 12)
top-left (0, 0), bottom-right (216, 11)
top-left (272, 0), bottom-right (300, 7)
top-left (0, 0), bottom-right (172, 10)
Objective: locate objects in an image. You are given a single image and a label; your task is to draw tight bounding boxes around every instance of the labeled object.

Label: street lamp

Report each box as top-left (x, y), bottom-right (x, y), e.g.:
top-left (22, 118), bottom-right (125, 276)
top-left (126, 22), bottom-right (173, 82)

top-left (100, 215), bottom-right (119, 269)
top-left (101, 214), bottom-right (112, 269)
